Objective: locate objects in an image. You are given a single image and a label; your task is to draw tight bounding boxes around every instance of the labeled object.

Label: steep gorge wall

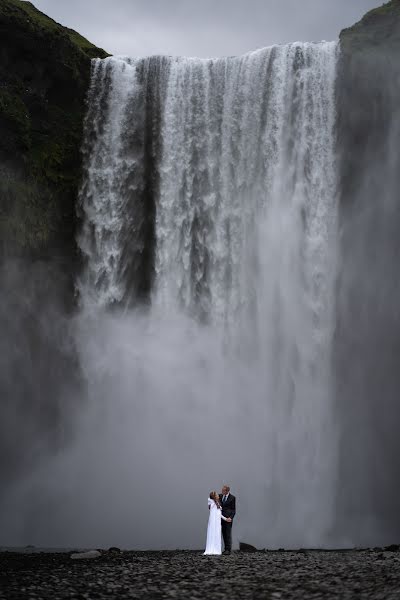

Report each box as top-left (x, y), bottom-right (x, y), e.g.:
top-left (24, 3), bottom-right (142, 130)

top-left (0, 0), bottom-right (108, 262)
top-left (0, 0), bottom-right (108, 484)
top-left (335, 0), bottom-right (400, 542)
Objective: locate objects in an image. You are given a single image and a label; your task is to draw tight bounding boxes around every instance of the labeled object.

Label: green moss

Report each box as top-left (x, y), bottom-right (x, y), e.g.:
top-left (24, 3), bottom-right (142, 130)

top-left (0, 175), bottom-right (55, 250)
top-left (66, 27), bottom-right (110, 59)
top-left (0, 0), bottom-right (110, 257)
top-left (0, 0), bottom-right (60, 31)
top-left (0, 89), bottom-right (31, 150)
top-left (1, 0), bottom-right (109, 59)
top-left (340, 0), bottom-right (400, 46)
top-left (361, 0), bottom-right (400, 19)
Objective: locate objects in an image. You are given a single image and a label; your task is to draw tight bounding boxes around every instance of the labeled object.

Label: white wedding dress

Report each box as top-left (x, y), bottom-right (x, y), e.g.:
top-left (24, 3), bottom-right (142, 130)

top-left (203, 498), bottom-right (229, 555)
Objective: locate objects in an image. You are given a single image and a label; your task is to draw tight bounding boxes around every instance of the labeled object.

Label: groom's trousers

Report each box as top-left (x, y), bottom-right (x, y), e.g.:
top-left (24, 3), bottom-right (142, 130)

top-left (221, 520), bottom-right (232, 552)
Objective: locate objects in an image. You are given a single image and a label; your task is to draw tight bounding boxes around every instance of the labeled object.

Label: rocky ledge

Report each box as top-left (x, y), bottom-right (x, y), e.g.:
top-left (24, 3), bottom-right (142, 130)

top-left (1, 548), bottom-right (400, 599)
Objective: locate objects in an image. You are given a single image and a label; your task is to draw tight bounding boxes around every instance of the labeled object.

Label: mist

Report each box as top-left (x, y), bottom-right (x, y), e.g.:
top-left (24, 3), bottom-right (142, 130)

top-left (1, 308), bottom-right (267, 548)
top-left (0, 259), bottom-right (81, 487)
top-left (0, 298), bottom-right (337, 550)
top-left (333, 33), bottom-right (400, 545)
top-left (0, 43), bottom-right (341, 550)
top-left (2, 5), bottom-right (400, 552)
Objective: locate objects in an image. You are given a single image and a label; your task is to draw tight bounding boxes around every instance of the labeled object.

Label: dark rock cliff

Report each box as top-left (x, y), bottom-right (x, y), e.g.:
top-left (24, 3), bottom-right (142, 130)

top-left (338, 0), bottom-right (400, 206)
top-left (335, 0), bottom-right (400, 543)
top-left (0, 0), bottom-right (108, 262)
top-left (0, 1), bottom-right (108, 484)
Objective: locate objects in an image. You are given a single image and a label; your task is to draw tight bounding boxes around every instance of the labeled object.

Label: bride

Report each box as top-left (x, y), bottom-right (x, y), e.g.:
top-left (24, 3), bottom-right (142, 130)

top-left (203, 491), bottom-right (232, 555)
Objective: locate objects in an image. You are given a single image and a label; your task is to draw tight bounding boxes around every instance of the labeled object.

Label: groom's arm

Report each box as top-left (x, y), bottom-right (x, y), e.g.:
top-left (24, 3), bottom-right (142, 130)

top-left (230, 496), bottom-right (236, 519)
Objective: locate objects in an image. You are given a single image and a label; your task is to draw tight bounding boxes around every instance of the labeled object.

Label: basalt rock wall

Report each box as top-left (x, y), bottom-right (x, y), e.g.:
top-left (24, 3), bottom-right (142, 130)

top-left (0, 0), bottom-right (108, 265)
top-left (0, 0), bottom-right (108, 485)
top-left (335, 0), bottom-right (400, 543)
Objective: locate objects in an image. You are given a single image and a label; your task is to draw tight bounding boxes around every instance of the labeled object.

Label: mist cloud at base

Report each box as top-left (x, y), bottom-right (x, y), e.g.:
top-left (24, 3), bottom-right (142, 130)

top-left (0, 305), bottom-right (341, 550)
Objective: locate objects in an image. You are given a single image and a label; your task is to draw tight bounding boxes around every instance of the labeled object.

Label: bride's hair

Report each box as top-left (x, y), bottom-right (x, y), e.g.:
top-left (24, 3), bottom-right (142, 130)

top-left (209, 491), bottom-right (221, 508)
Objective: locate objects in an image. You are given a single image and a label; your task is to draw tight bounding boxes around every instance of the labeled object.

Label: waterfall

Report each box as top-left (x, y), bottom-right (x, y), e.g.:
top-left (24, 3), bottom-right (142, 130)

top-left (74, 42), bottom-right (339, 548)
top-left (79, 44), bottom-right (338, 321)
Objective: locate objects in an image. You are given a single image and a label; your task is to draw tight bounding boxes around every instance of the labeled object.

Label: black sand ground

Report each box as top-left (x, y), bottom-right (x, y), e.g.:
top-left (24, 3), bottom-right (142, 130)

top-left (1, 549), bottom-right (400, 599)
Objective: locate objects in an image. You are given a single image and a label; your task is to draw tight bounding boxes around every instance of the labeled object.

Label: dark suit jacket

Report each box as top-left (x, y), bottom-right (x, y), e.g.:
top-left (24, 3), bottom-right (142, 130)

top-left (219, 493), bottom-right (236, 520)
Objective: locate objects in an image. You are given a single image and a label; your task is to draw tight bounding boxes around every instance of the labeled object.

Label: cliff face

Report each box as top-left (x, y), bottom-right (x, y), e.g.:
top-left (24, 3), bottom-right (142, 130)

top-left (338, 0), bottom-right (400, 206)
top-left (0, 0), bottom-right (108, 260)
top-left (335, 0), bottom-right (400, 543)
top-left (340, 0), bottom-right (400, 50)
top-left (0, 1), bottom-right (108, 484)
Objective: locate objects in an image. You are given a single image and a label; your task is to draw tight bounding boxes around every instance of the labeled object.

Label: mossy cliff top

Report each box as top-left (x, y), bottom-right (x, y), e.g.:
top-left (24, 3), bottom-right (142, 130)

top-left (0, 0), bottom-right (108, 258)
top-left (0, 0), bottom-right (109, 59)
top-left (340, 0), bottom-right (400, 53)
top-left (338, 0), bottom-right (400, 211)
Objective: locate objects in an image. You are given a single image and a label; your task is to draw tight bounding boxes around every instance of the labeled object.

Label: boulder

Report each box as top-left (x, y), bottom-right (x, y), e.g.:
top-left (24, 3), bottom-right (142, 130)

top-left (70, 550), bottom-right (101, 560)
top-left (239, 542), bottom-right (258, 553)
top-left (384, 545), bottom-right (400, 552)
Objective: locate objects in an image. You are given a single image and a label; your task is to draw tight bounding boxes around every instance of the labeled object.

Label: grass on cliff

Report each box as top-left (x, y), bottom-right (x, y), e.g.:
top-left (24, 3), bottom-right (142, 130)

top-left (1, 0), bottom-right (109, 59)
top-left (362, 0), bottom-right (400, 19)
top-left (341, 0), bottom-right (400, 37)
top-left (0, 0), bottom-right (109, 255)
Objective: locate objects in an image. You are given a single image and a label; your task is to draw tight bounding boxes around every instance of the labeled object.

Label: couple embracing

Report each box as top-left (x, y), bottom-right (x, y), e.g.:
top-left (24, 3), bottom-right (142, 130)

top-left (204, 485), bottom-right (236, 555)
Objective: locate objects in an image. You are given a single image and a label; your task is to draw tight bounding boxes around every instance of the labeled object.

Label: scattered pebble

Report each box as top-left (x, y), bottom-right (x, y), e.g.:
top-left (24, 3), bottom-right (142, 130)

top-left (70, 550), bottom-right (102, 560)
top-left (1, 549), bottom-right (400, 599)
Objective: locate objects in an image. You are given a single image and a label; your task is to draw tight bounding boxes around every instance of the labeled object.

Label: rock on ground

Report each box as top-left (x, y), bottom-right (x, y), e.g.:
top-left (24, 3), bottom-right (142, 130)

top-left (1, 549), bottom-right (400, 599)
top-left (70, 550), bottom-right (102, 560)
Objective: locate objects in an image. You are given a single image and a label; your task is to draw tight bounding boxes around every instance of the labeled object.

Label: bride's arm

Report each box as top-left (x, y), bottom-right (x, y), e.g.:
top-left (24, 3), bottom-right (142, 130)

top-left (220, 513), bottom-right (231, 522)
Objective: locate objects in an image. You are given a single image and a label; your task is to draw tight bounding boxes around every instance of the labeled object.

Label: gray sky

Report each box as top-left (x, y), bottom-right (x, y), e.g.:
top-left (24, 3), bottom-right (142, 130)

top-left (30, 0), bottom-right (381, 57)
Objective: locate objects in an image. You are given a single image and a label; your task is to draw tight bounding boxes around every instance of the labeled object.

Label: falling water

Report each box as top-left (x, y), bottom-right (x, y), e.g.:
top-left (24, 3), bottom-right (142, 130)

top-left (73, 42), bottom-right (340, 548)
top-left (0, 42), bottom-right (338, 550)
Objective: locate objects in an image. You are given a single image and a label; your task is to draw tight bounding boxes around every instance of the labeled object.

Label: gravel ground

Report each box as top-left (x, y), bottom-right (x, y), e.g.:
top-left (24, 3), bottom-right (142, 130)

top-left (1, 548), bottom-right (400, 599)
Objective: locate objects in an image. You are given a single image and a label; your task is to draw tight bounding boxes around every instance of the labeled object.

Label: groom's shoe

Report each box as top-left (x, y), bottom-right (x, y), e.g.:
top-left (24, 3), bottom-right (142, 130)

top-left (223, 550), bottom-right (231, 555)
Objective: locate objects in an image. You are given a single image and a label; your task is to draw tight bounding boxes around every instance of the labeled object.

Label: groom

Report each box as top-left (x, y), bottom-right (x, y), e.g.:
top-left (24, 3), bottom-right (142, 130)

top-left (219, 485), bottom-right (236, 554)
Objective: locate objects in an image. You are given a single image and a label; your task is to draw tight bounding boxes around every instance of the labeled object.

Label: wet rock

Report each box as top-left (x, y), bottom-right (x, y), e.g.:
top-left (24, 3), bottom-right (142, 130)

top-left (70, 550), bottom-right (101, 560)
top-left (2, 548), bottom-right (400, 599)
top-left (239, 542), bottom-right (258, 553)
top-left (384, 544), bottom-right (400, 552)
